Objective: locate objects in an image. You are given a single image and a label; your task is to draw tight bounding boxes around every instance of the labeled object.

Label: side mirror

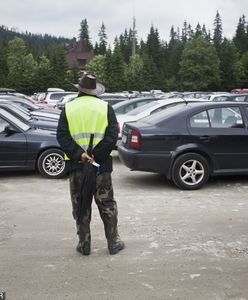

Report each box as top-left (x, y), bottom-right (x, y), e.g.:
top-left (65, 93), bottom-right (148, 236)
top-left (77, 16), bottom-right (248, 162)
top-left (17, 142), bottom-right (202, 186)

top-left (4, 124), bottom-right (18, 135)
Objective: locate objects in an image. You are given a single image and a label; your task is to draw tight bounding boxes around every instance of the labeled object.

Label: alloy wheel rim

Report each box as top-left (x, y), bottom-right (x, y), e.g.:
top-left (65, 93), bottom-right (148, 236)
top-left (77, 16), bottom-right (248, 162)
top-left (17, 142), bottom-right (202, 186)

top-left (42, 152), bottom-right (65, 176)
top-left (179, 159), bottom-right (204, 186)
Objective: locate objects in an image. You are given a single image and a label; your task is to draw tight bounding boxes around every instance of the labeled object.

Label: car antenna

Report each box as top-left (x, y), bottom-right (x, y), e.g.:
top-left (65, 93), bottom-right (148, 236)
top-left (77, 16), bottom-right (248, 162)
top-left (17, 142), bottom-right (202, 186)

top-left (183, 98), bottom-right (188, 105)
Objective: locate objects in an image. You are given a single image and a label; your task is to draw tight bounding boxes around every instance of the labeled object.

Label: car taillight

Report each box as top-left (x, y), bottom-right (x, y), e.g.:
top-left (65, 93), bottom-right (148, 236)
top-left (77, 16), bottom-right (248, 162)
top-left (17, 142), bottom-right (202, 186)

top-left (117, 123), bottom-right (120, 134)
top-left (130, 130), bottom-right (141, 149)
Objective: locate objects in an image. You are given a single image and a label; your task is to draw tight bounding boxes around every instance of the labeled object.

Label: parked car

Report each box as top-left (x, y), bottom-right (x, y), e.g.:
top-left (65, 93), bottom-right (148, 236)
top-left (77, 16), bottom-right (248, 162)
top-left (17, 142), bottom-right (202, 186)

top-left (118, 101), bottom-right (248, 190)
top-left (0, 103), bottom-right (58, 130)
top-left (231, 88), bottom-right (248, 94)
top-left (0, 95), bottom-right (60, 119)
top-left (55, 94), bottom-right (77, 110)
top-left (201, 93), bottom-right (231, 101)
top-left (213, 93), bottom-right (248, 102)
top-left (112, 96), bottom-right (161, 115)
top-left (0, 107), bottom-right (66, 178)
top-left (0, 88), bottom-right (36, 103)
top-left (182, 91), bottom-right (214, 99)
top-left (37, 89), bottom-right (77, 108)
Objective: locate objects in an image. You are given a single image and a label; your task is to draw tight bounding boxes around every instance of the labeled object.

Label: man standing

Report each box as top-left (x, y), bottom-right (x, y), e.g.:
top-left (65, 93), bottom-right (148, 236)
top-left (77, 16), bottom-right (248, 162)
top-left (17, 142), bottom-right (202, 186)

top-left (57, 74), bottom-right (125, 255)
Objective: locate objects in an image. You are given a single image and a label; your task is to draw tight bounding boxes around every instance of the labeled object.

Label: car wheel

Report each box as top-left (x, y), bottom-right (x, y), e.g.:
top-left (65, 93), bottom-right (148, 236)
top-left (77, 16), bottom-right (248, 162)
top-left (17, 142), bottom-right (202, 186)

top-left (37, 148), bottom-right (66, 179)
top-left (172, 153), bottom-right (210, 190)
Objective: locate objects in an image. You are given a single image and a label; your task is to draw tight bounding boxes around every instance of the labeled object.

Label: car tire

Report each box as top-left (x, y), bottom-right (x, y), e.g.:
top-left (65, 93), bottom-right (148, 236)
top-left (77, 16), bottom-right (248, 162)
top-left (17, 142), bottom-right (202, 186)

top-left (37, 148), bottom-right (66, 179)
top-left (172, 153), bottom-right (210, 190)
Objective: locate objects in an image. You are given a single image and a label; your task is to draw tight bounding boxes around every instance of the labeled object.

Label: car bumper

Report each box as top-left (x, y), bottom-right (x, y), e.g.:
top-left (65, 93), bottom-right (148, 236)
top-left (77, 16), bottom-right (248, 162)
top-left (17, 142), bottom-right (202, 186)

top-left (118, 144), bottom-right (173, 177)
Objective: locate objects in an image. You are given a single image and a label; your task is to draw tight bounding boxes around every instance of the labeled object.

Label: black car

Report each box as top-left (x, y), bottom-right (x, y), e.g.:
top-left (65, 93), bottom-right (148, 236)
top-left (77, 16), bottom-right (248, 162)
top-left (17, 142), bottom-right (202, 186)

top-left (0, 103), bottom-right (58, 130)
top-left (118, 101), bottom-right (248, 190)
top-left (0, 96), bottom-right (60, 120)
top-left (0, 107), bottom-right (66, 178)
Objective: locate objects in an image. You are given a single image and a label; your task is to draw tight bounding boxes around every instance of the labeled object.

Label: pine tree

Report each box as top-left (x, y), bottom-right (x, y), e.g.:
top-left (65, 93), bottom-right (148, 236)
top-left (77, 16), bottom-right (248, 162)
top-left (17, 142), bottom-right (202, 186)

top-left (213, 11), bottom-right (223, 51)
top-left (187, 24), bottom-right (194, 40)
top-left (79, 18), bottom-right (93, 50)
top-left (109, 42), bottom-right (126, 91)
top-left (103, 47), bottom-right (113, 91)
top-left (181, 21), bottom-right (188, 43)
top-left (218, 39), bottom-right (243, 90)
top-left (233, 15), bottom-right (248, 54)
top-left (94, 42), bottom-right (99, 55)
top-left (48, 44), bottom-right (68, 89)
top-left (166, 27), bottom-right (184, 83)
top-left (146, 25), bottom-right (162, 67)
top-left (240, 50), bottom-right (248, 87)
top-left (118, 29), bottom-right (133, 63)
top-left (98, 22), bottom-right (108, 55)
top-left (0, 44), bottom-right (8, 86)
top-left (202, 25), bottom-right (209, 40)
top-left (195, 23), bottom-right (202, 38)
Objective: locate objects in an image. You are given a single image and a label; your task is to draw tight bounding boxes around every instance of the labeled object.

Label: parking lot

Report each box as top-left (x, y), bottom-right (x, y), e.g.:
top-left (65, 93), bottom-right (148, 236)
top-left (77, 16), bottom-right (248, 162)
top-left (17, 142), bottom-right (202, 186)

top-left (1, 151), bottom-right (248, 300)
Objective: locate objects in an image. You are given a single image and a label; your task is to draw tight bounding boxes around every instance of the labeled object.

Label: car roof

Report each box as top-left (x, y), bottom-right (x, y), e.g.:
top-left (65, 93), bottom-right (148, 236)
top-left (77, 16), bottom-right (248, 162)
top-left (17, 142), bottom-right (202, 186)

top-left (126, 98), bottom-right (201, 115)
top-left (138, 100), bottom-right (248, 125)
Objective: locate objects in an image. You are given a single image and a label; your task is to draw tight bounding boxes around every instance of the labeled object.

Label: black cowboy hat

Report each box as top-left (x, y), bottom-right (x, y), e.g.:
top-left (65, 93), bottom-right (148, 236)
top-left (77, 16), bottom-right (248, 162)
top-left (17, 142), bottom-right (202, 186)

top-left (74, 74), bottom-right (105, 96)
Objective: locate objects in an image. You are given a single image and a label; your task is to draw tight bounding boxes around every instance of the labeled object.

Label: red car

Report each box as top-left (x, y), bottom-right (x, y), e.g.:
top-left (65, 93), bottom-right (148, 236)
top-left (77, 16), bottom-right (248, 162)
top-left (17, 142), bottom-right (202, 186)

top-left (231, 88), bottom-right (248, 94)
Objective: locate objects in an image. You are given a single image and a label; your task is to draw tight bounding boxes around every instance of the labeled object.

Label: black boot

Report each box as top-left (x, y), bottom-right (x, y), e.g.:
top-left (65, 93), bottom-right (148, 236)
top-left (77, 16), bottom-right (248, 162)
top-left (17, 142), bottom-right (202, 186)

top-left (76, 240), bottom-right (91, 256)
top-left (77, 226), bottom-right (91, 256)
top-left (105, 224), bottom-right (125, 255)
top-left (97, 196), bottom-right (125, 255)
top-left (108, 237), bottom-right (125, 255)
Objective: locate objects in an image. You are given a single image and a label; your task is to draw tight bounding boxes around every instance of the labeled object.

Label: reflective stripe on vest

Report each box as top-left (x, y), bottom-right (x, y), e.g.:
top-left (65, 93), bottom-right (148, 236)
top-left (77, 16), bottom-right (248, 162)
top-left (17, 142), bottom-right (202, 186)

top-left (64, 95), bottom-right (108, 160)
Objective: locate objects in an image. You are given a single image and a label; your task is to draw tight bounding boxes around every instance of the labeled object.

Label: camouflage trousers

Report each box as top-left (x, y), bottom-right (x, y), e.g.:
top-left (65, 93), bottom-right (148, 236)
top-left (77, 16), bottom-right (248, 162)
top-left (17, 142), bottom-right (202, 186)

top-left (69, 169), bottom-right (120, 245)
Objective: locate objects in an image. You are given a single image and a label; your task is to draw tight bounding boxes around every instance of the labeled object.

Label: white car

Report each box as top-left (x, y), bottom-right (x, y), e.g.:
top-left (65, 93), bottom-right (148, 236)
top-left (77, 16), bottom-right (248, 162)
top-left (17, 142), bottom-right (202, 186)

top-left (201, 93), bottom-right (231, 101)
top-left (37, 89), bottom-right (77, 108)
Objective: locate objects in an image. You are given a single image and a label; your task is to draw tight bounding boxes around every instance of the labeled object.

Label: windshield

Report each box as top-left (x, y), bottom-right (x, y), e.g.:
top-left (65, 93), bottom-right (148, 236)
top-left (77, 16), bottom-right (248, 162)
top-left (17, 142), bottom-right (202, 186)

top-left (4, 104), bottom-right (32, 121)
top-left (0, 108), bottom-right (30, 131)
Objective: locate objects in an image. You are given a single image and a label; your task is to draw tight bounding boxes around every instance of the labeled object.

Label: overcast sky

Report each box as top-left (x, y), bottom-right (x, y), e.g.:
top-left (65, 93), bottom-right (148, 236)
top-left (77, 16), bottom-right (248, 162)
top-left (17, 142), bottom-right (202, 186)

top-left (1, 0), bottom-right (247, 45)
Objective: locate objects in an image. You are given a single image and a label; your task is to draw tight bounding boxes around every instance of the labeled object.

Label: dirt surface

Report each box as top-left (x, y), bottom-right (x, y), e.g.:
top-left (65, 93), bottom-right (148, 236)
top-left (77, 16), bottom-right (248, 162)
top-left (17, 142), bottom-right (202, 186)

top-left (0, 151), bottom-right (248, 300)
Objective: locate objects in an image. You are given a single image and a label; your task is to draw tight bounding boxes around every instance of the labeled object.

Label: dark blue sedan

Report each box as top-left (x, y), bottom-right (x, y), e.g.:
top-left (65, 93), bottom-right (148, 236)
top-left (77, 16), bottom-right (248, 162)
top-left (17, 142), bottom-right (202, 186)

top-left (118, 101), bottom-right (248, 189)
top-left (0, 107), bottom-right (66, 178)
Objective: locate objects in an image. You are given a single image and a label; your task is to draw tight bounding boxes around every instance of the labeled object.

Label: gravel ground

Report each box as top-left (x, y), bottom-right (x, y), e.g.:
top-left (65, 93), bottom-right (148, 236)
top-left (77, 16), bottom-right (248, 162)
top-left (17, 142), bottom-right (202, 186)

top-left (0, 151), bottom-right (248, 300)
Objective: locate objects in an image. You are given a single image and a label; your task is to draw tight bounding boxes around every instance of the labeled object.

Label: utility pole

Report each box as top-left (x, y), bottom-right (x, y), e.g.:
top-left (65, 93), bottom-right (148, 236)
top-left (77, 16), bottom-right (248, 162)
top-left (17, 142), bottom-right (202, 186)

top-left (131, 16), bottom-right (136, 58)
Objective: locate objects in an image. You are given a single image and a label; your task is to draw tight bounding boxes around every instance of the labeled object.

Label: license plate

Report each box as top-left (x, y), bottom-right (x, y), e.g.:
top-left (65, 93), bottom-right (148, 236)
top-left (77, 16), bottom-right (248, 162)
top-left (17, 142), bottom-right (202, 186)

top-left (122, 134), bottom-right (127, 144)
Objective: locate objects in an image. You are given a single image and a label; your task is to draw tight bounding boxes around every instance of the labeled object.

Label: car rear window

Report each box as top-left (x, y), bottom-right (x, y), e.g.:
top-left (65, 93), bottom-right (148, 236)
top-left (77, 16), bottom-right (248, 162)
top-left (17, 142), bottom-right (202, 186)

top-left (50, 93), bottom-right (71, 100)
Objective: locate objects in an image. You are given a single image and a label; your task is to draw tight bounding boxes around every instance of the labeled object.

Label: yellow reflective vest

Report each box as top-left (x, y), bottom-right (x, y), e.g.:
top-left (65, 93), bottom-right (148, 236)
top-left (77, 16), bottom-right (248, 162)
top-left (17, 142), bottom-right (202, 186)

top-left (64, 95), bottom-right (108, 160)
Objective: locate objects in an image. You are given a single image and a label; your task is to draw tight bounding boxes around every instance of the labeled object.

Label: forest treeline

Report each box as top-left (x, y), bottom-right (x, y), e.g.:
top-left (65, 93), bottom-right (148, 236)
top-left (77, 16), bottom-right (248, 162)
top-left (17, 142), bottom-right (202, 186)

top-left (0, 11), bottom-right (248, 95)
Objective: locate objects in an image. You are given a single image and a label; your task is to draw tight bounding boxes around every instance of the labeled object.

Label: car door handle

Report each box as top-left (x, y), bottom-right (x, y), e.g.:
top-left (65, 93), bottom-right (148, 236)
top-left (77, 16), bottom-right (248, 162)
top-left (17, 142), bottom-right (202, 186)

top-left (199, 135), bottom-right (210, 141)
